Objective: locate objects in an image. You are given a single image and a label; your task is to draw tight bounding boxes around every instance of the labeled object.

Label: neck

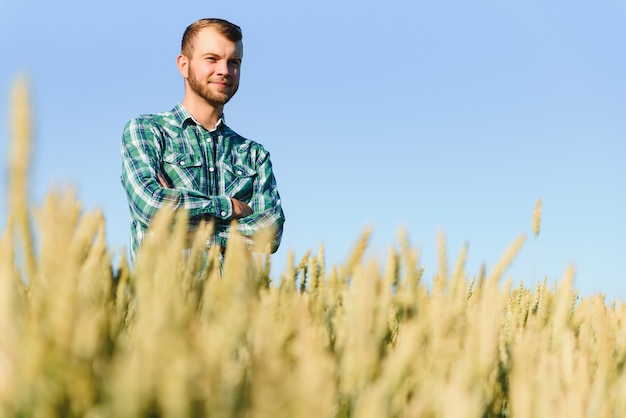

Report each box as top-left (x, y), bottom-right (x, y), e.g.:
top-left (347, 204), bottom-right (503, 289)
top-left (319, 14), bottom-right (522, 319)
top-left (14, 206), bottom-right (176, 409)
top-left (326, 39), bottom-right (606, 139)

top-left (182, 95), bottom-right (224, 130)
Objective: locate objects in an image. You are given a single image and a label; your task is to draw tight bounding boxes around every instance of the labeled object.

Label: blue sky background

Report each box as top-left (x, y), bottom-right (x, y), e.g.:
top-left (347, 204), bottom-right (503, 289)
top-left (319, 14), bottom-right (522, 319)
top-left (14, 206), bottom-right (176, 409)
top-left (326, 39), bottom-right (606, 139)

top-left (1, 0), bottom-right (624, 300)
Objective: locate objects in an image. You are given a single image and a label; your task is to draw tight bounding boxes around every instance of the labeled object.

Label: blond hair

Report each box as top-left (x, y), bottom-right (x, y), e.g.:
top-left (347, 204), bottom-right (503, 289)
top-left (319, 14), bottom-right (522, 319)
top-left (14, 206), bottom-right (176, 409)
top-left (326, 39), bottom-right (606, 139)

top-left (181, 18), bottom-right (242, 57)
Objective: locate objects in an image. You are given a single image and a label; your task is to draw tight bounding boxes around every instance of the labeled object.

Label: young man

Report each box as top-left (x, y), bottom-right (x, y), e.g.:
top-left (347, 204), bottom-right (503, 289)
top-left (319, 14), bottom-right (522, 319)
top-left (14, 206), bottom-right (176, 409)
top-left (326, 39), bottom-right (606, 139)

top-left (120, 18), bottom-right (285, 262)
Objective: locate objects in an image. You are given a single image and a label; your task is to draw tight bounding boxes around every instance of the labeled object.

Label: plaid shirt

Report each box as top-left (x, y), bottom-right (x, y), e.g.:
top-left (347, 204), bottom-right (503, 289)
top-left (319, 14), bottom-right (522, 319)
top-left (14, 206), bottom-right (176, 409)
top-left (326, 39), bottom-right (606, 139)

top-left (120, 104), bottom-right (285, 261)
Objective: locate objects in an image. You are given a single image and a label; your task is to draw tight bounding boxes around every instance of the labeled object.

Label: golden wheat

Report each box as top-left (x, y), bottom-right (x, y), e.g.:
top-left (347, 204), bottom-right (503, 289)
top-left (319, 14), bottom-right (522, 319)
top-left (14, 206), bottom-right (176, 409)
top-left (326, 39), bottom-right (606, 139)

top-left (533, 197), bottom-right (542, 238)
top-left (2, 77), bottom-right (626, 418)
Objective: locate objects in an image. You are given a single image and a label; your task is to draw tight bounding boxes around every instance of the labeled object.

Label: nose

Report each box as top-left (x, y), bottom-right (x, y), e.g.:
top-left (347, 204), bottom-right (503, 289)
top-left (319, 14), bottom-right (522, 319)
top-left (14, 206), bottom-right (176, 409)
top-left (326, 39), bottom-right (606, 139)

top-left (216, 60), bottom-right (231, 77)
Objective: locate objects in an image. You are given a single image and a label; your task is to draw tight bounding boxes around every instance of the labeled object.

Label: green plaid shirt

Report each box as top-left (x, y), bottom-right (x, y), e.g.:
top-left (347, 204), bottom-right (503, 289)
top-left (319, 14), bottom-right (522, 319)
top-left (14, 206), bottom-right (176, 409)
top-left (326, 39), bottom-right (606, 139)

top-left (120, 104), bottom-right (285, 261)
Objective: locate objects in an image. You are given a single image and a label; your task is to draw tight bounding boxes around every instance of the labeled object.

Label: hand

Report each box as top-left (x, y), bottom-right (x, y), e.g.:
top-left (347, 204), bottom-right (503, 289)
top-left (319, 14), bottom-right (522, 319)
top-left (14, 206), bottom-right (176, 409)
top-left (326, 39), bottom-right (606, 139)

top-left (157, 173), bottom-right (170, 188)
top-left (231, 198), bottom-right (252, 219)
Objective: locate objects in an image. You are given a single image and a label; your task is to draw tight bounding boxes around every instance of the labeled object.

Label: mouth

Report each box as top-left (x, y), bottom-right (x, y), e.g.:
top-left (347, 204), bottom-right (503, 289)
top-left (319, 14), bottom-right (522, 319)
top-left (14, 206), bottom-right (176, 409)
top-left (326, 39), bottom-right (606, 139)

top-left (211, 81), bottom-right (231, 89)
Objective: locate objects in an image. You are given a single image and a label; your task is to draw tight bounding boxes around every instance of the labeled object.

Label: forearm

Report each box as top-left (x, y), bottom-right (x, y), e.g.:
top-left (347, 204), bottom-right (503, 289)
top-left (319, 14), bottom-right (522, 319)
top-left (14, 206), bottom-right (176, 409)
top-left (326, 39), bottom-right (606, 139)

top-left (224, 207), bottom-right (285, 253)
top-left (125, 184), bottom-right (232, 229)
top-left (122, 162), bottom-right (232, 229)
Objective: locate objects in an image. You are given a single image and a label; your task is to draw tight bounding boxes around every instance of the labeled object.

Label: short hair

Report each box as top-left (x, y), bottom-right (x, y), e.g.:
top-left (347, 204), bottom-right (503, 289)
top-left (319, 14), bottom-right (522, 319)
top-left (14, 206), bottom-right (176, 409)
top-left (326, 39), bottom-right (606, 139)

top-left (181, 18), bottom-right (242, 57)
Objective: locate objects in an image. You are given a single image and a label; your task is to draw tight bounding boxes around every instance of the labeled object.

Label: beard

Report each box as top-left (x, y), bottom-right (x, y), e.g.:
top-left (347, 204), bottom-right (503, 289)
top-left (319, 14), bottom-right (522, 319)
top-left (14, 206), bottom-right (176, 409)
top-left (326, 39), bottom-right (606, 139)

top-left (187, 67), bottom-right (239, 107)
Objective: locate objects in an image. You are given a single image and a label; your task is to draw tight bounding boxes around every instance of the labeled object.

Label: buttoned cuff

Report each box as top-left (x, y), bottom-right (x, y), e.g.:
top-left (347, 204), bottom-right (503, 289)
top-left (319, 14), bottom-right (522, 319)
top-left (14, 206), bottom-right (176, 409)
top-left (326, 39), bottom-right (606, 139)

top-left (214, 196), bottom-right (233, 220)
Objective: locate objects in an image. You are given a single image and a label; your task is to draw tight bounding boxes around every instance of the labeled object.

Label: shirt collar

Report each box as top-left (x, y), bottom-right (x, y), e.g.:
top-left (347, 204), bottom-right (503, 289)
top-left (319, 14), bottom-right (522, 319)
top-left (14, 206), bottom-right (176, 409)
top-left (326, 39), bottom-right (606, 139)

top-left (174, 103), bottom-right (225, 132)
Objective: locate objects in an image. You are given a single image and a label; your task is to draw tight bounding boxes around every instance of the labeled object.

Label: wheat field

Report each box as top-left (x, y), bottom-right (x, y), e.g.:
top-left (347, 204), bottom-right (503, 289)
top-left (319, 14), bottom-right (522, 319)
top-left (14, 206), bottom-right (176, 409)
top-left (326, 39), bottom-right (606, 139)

top-left (2, 78), bottom-right (626, 418)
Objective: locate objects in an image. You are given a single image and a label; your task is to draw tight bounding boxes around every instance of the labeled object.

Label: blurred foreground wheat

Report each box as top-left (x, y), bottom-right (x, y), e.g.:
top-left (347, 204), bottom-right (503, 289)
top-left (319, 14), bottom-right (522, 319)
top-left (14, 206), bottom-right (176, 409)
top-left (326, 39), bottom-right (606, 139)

top-left (2, 79), bottom-right (626, 418)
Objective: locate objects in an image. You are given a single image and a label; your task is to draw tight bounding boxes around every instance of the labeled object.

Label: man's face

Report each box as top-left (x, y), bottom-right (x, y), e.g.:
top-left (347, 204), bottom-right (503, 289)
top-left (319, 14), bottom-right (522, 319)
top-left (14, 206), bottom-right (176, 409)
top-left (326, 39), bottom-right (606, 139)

top-left (185, 27), bottom-right (243, 107)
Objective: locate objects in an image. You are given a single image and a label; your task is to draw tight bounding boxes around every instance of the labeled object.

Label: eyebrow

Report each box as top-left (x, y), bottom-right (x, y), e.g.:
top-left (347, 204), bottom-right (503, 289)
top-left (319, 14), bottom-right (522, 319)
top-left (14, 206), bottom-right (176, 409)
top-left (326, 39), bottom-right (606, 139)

top-left (199, 52), bottom-right (242, 60)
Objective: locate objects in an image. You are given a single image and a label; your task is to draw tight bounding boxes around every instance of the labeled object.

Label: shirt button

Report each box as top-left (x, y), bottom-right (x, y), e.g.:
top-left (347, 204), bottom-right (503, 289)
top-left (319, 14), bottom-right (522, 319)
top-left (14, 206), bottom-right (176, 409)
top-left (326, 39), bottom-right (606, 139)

top-left (209, 167), bottom-right (214, 172)
top-left (218, 135), bottom-right (223, 141)
top-left (220, 211), bottom-right (226, 217)
top-left (179, 161), bottom-right (185, 166)
top-left (237, 170), bottom-right (243, 175)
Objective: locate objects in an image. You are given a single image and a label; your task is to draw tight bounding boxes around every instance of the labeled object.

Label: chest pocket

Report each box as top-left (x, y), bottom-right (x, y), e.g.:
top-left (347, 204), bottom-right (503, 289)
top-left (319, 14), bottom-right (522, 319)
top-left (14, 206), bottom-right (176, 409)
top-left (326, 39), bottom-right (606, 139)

top-left (162, 152), bottom-right (204, 190)
top-left (221, 163), bottom-right (256, 202)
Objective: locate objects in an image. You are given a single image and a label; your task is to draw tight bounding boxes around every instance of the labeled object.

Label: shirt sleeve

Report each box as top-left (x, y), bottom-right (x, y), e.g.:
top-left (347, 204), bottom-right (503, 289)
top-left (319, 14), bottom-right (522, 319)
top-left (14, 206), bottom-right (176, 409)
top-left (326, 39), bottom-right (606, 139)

top-left (120, 117), bottom-right (232, 230)
top-left (215, 148), bottom-right (285, 253)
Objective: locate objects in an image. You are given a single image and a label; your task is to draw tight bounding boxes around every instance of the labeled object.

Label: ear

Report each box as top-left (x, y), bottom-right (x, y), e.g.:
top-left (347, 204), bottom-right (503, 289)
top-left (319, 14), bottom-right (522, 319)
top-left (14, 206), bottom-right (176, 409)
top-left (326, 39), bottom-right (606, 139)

top-left (176, 54), bottom-right (189, 78)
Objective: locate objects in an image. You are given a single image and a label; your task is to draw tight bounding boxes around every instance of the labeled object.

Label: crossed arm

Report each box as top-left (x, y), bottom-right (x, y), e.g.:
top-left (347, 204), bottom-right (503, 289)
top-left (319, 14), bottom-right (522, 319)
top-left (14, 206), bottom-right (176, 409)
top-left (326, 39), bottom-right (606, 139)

top-left (156, 172), bottom-right (252, 219)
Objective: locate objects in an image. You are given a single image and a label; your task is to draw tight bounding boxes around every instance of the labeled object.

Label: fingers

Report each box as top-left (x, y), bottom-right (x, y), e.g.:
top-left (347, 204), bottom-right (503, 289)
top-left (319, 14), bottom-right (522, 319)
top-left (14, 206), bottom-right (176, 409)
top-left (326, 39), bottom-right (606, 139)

top-left (231, 198), bottom-right (252, 218)
top-left (157, 173), bottom-right (169, 188)
top-left (239, 200), bottom-right (253, 217)
top-left (243, 203), bottom-right (252, 217)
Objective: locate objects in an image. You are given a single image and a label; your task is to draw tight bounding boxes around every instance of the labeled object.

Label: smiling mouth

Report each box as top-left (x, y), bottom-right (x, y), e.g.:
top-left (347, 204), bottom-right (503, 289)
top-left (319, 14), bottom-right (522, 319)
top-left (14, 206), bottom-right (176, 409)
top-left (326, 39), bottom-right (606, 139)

top-left (212, 84), bottom-right (232, 92)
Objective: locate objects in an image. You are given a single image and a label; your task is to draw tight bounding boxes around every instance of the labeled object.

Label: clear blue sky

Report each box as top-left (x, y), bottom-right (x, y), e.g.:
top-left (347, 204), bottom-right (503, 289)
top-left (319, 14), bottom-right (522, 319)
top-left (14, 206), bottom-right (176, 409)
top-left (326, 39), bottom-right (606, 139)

top-left (1, 0), bottom-right (624, 300)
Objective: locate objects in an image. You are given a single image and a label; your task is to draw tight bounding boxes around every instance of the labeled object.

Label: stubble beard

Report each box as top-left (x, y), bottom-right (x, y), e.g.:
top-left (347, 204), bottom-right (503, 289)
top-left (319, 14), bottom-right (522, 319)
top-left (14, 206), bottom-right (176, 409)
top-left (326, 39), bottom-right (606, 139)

top-left (187, 68), bottom-right (238, 107)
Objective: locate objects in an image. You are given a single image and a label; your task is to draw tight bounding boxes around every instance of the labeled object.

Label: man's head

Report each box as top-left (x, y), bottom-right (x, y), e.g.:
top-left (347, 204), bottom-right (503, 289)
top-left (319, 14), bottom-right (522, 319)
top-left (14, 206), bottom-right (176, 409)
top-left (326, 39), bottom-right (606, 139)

top-left (178, 18), bottom-right (243, 108)
top-left (181, 18), bottom-right (242, 57)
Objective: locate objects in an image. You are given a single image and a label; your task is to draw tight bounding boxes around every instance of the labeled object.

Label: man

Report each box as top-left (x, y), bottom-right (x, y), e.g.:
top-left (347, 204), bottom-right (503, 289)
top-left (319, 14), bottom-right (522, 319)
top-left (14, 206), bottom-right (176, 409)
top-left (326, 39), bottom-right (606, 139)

top-left (120, 18), bottom-right (285, 262)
